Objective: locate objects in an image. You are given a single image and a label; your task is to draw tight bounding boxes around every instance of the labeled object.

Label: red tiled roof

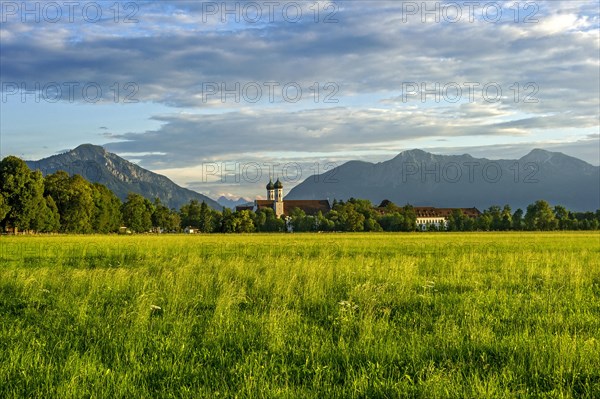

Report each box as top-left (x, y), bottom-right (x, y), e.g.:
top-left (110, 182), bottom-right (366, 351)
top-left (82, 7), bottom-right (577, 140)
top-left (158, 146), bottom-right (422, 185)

top-left (255, 200), bottom-right (273, 209)
top-left (284, 200), bottom-right (331, 216)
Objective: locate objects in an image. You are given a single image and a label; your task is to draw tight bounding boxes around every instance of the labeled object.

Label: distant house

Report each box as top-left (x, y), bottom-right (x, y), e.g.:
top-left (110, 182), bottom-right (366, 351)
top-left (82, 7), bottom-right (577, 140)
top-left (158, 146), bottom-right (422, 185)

top-left (413, 207), bottom-right (481, 230)
top-left (184, 226), bottom-right (199, 234)
top-left (236, 179), bottom-right (331, 218)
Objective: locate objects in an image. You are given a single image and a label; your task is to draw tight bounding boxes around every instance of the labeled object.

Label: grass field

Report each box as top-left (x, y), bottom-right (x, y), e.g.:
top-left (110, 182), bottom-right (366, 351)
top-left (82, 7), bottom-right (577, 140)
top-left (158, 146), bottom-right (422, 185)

top-left (1, 233), bottom-right (599, 398)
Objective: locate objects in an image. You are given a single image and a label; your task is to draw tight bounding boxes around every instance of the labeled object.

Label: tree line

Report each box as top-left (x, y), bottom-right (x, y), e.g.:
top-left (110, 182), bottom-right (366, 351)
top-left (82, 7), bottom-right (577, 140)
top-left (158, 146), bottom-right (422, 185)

top-left (289, 199), bottom-right (600, 232)
top-left (1, 155), bottom-right (599, 233)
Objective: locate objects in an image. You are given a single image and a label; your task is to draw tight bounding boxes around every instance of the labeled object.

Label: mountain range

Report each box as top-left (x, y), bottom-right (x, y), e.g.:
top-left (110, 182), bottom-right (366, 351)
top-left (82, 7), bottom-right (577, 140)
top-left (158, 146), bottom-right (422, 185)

top-left (26, 144), bottom-right (221, 210)
top-left (287, 149), bottom-right (600, 211)
top-left (24, 145), bottom-right (599, 212)
top-left (217, 196), bottom-right (253, 209)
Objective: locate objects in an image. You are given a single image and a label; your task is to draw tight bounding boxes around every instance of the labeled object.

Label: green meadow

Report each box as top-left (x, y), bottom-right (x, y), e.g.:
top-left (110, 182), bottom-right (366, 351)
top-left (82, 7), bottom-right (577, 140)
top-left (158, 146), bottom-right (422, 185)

top-left (1, 233), bottom-right (599, 398)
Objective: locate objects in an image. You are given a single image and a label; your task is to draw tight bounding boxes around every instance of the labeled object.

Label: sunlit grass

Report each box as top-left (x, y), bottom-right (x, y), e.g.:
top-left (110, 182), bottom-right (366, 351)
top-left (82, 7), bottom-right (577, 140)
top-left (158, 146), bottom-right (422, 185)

top-left (1, 233), bottom-right (599, 398)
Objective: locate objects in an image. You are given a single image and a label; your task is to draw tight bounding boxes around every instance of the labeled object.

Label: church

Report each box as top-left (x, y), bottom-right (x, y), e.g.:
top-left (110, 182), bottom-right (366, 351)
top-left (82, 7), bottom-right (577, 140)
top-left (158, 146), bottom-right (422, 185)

top-left (236, 179), bottom-right (331, 218)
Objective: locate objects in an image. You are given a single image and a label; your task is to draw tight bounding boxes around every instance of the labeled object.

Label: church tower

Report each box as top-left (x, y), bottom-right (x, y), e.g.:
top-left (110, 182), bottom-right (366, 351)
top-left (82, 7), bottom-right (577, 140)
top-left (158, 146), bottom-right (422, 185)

top-left (266, 179), bottom-right (275, 200)
top-left (274, 179), bottom-right (284, 218)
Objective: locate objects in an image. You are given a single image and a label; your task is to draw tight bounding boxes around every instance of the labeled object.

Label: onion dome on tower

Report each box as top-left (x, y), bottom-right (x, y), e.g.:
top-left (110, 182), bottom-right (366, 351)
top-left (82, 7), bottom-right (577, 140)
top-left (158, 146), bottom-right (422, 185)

top-left (274, 179), bottom-right (283, 189)
top-left (266, 179), bottom-right (275, 190)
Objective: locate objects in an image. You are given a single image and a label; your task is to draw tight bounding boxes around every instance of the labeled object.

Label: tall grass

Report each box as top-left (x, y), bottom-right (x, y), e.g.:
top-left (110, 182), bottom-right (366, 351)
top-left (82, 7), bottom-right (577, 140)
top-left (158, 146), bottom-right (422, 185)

top-left (1, 233), bottom-right (599, 398)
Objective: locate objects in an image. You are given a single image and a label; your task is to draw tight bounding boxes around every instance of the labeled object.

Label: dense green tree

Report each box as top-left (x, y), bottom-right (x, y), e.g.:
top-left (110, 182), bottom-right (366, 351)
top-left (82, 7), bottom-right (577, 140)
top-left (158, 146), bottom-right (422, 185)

top-left (485, 205), bottom-right (503, 230)
top-left (553, 205), bottom-right (572, 230)
top-left (0, 156), bottom-right (46, 231)
top-left (152, 198), bottom-right (182, 232)
top-left (254, 208), bottom-right (267, 230)
top-left (325, 209), bottom-right (340, 230)
top-left (29, 191), bottom-right (61, 233)
top-left (44, 171), bottom-right (94, 233)
top-left (372, 204), bottom-right (418, 232)
top-left (476, 213), bottom-right (492, 231)
top-left (316, 211), bottom-right (334, 231)
top-left (378, 212), bottom-right (404, 232)
top-left (25, 170), bottom-right (51, 232)
top-left (234, 210), bottom-right (255, 233)
top-left (572, 211), bottom-right (600, 230)
top-left (199, 201), bottom-right (213, 233)
top-left (121, 193), bottom-right (153, 233)
top-left (210, 210), bottom-right (222, 233)
top-left (151, 198), bottom-right (169, 229)
top-left (349, 198), bottom-right (377, 219)
top-left (42, 196), bottom-right (61, 232)
top-left (364, 217), bottom-right (383, 232)
top-left (91, 183), bottom-right (122, 233)
top-left (346, 198), bottom-right (381, 232)
top-left (255, 208), bottom-right (286, 232)
top-left (500, 205), bottom-right (512, 231)
top-left (167, 211), bottom-right (182, 232)
top-left (334, 202), bottom-right (365, 232)
top-left (463, 217), bottom-right (476, 231)
top-left (401, 205), bottom-right (417, 231)
top-left (290, 208), bottom-right (317, 232)
top-left (525, 200), bottom-right (558, 231)
top-left (512, 209), bottom-right (524, 231)
top-left (447, 209), bottom-right (465, 231)
top-left (180, 199), bottom-right (202, 228)
top-left (221, 208), bottom-right (235, 233)
top-left (0, 193), bottom-right (10, 222)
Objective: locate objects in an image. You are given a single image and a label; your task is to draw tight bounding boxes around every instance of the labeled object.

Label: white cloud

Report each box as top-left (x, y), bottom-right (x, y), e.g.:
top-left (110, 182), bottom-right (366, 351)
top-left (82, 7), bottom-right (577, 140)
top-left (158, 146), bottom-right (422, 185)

top-left (2, 0), bottom-right (598, 198)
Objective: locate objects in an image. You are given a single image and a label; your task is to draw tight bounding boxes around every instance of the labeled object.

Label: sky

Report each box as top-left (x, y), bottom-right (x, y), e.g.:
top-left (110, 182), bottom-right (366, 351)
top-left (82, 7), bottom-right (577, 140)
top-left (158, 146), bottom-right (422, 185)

top-left (1, 0), bottom-right (599, 200)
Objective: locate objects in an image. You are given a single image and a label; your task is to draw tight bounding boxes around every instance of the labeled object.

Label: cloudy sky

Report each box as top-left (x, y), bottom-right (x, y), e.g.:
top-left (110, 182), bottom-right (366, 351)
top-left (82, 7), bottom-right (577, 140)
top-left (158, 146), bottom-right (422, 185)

top-left (1, 0), bottom-right (599, 199)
